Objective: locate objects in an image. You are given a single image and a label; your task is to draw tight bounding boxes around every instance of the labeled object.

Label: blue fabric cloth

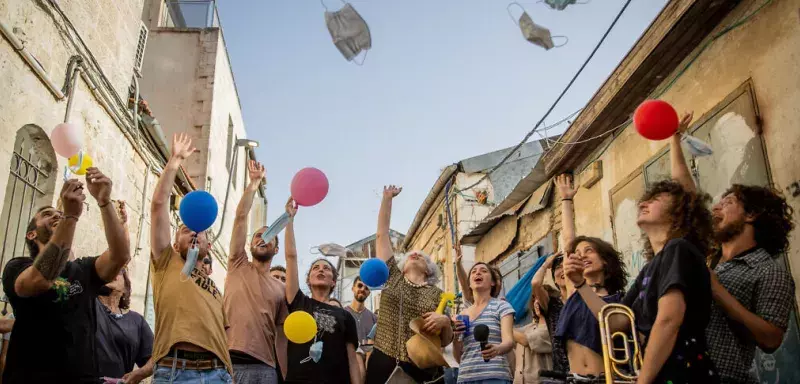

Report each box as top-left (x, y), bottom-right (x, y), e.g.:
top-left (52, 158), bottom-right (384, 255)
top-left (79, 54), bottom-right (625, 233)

top-left (505, 255), bottom-right (549, 323)
top-left (554, 292), bottom-right (622, 355)
top-left (153, 366), bottom-right (232, 383)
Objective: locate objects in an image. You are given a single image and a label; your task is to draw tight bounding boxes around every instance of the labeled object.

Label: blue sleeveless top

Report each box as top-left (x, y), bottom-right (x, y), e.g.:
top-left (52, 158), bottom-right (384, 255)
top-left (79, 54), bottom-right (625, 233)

top-left (554, 291), bottom-right (622, 354)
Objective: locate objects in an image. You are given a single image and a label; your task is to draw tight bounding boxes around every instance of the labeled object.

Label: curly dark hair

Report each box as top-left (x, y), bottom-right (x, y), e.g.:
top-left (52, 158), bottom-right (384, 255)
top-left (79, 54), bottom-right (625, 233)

top-left (568, 236), bottom-right (628, 295)
top-left (639, 180), bottom-right (713, 259)
top-left (722, 184), bottom-right (795, 256)
top-left (270, 265), bottom-right (286, 273)
top-left (469, 262), bottom-right (502, 298)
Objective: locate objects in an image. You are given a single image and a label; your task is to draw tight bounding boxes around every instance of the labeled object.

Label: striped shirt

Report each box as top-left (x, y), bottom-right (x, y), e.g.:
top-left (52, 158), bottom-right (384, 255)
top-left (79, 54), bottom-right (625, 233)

top-left (457, 298), bottom-right (515, 383)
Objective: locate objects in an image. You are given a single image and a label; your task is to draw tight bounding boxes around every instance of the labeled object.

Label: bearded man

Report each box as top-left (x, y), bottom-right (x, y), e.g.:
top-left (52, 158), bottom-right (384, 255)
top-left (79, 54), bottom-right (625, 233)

top-left (345, 276), bottom-right (377, 346)
top-left (223, 160), bottom-right (288, 384)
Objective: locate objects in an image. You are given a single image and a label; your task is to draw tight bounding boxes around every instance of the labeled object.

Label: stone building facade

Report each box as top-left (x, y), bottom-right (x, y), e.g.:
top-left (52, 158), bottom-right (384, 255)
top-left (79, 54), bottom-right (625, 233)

top-left (0, 0), bottom-right (266, 331)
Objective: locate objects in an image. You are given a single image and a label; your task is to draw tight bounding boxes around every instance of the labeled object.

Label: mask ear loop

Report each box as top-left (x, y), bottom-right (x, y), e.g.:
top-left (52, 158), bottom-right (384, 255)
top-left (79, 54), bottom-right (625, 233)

top-left (507, 2), bottom-right (526, 26)
top-left (551, 35), bottom-right (569, 48)
top-left (310, 246), bottom-right (322, 255)
top-left (300, 334), bottom-right (318, 364)
top-left (320, 0), bottom-right (347, 12)
top-left (351, 44), bottom-right (369, 66)
top-left (180, 234), bottom-right (200, 283)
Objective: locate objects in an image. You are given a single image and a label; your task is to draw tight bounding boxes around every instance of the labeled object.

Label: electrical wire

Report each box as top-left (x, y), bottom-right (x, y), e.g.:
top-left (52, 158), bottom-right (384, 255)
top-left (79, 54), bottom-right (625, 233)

top-left (457, 0), bottom-right (633, 193)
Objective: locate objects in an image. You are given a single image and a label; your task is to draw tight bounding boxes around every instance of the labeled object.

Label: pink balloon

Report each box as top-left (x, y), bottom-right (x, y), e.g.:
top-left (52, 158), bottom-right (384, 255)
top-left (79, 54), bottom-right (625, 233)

top-left (291, 168), bottom-right (329, 207)
top-left (51, 122), bottom-right (83, 158)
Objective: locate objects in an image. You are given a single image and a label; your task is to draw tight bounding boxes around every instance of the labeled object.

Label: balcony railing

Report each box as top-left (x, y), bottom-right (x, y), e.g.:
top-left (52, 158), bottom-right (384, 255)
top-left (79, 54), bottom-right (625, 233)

top-left (162, 0), bottom-right (220, 29)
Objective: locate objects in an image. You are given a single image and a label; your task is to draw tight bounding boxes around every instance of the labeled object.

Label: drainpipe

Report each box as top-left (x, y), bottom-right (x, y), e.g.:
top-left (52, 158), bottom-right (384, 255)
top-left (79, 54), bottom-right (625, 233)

top-left (64, 65), bottom-right (81, 122)
top-left (0, 19), bottom-right (65, 99)
top-left (133, 166), bottom-right (151, 260)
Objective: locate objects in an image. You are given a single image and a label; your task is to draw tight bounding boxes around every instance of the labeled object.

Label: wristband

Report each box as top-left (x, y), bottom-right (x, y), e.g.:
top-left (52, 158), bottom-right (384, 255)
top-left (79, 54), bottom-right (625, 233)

top-left (574, 279), bottom-right (587, 289)
top-left (63, 215), bottom-right (79, 222)
top-left (98, 201), bottom-right (111, 208)
top-left (561, 198), bottom-right (573, 202)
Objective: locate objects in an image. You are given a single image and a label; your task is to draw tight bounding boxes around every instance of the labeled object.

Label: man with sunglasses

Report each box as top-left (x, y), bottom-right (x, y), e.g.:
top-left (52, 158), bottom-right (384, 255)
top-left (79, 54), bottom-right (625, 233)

top-left (223, 160), bottom-right (288, 384)
top-left (345, 277), bottom-right (378, 347)
top-left (203, 256), bottom-right (213, 276)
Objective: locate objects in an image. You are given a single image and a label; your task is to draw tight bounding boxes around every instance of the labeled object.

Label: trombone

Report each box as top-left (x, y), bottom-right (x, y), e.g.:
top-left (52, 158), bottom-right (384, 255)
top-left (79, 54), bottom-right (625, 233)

top-left (598, 303), bottom-right (643, 384)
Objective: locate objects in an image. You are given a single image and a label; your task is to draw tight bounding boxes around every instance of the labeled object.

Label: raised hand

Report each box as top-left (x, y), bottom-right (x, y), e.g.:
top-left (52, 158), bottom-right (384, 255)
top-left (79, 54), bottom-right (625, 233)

top-left (555, 174), bottom-right (577, 200)
top-left (543, 251), bottom-right (563, 269)
top-left (171, 133), bottom-right (197, 161)
top-left (285, 197), bottom-right (298, 218)
top-left (562, 253), bottom-right (585, 285)
top-left (677, 111), bottom-right (694, 136)
top-left (85, 167), bottom-right (113, 206)
top-left (454, 240), bottom-right (463, 263)
top-left (383, 185), bottom-right (402, 199)
top-left (61, 179), bottom-right (87, 218)
top-left (248, 160), bottom-right (266, 185)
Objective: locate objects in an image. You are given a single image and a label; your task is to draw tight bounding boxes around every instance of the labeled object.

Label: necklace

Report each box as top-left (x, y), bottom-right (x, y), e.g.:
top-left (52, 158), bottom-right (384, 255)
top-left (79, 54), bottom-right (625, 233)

top-left (403, 276), bottom-right (427, 288)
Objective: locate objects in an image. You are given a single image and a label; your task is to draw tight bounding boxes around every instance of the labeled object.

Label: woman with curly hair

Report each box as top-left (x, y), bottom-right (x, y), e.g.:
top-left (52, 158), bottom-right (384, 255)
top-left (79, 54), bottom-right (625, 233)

top-left (564, 172), bottom-right (719, 381)
top-left (552, 174), bottom-right (628, 378)
top-left (670, 112), bottom-right (796, 384)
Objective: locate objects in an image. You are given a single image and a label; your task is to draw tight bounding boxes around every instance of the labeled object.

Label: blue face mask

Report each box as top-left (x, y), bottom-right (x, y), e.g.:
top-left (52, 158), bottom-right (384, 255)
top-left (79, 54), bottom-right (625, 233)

top-left (301, 340), bottom-right (324, 364)
top-left (682, 134), bottom-right (714, 157)
top-left (181, 237), bottom-right (200, 279)
top-left (261, 212), bottom-right (291, 245)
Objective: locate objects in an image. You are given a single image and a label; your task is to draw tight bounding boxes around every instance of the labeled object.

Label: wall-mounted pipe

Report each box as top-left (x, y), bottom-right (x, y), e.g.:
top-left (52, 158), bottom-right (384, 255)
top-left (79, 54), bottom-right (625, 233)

top-left (0, 18), bottom-right (65, 99)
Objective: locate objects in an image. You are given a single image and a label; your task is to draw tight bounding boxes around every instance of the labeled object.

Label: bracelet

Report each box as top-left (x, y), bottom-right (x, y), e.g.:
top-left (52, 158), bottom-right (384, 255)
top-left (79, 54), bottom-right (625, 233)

top-left (63, 215), bottom-right (79, 222)
top-left (98, 201), bottom-right (111, 208)
top-left (574, 279), bottom-right (587, 289)
top-left (561, 198), bottom-right (573, 202)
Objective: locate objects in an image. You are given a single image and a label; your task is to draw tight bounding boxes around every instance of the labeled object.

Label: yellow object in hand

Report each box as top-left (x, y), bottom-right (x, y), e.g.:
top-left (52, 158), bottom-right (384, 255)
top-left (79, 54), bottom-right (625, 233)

top-left (436, 292), bottom-right (456, 314)
top-left (68, 153), bottom-right (93, 175)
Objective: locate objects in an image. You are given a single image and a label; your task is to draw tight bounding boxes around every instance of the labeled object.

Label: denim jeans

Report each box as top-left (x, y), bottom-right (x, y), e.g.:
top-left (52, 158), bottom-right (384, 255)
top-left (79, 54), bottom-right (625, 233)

top-left (444, 367), bottom-right (459, 384)
top-left (233, 364), bottom-right (279, 384)
top-left (152, 365), bottom-right (232, 383)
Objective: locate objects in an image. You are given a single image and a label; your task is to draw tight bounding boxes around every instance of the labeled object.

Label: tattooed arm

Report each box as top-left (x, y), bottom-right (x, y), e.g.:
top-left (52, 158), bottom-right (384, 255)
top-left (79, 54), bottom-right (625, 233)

top-left (15, 180), bottom-right (85, 297)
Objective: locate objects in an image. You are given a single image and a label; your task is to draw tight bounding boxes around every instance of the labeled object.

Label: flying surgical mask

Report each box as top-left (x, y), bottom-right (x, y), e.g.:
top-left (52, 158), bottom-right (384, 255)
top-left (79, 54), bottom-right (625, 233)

top-left (311, 243), bottom-right (352, 258)
top-left (181, 236), bottom-right (200, 280)
top-left (63, 151), bottom-right (85, 181)
top-left (682, 134), bottom-right (713, 157)
top-left (508, 3), bottom-right (567, 50)
top-left (261, 212), bottom-right (291, 245)
top-left (543, 0), bottom-right (588, 11)
top-left (323, 1), bottom-right (371, 65)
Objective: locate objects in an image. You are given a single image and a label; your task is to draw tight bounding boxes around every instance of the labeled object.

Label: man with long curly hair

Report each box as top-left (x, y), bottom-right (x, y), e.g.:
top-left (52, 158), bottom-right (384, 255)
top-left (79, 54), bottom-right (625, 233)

top-left (669, 112), bottom-right (796, 384)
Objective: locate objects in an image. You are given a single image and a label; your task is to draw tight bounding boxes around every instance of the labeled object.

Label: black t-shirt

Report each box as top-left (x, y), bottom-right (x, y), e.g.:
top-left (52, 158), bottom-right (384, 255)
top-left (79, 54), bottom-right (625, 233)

top-left (2, 256), bottom-right (107, 383)
top-left (285, 290), bottom-right (358, 384)
top-left (95, 299), bottom-right (154, 378)
top-left (623, 238), bottom-right (718, 383)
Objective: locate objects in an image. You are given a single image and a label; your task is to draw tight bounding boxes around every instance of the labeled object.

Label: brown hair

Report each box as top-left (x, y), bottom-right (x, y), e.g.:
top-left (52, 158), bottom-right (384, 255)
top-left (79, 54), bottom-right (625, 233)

top-left (120, 268), bottom-right (132, 310)
top-left (723, 184), bottom-right (794, 256)
top-left (639, 180), bottom-right (713, 259)
top-left (469, 262), bottom-right (502, 298)
top-left (568, 236), bottom-right (628, 295)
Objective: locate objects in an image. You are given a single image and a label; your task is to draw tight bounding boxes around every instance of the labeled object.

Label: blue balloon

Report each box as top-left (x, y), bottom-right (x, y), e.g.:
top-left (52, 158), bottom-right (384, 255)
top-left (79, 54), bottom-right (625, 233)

top-left (179, 191), bottom-right (218, 233)
top-left (360, 258), bottom-right (389, 288)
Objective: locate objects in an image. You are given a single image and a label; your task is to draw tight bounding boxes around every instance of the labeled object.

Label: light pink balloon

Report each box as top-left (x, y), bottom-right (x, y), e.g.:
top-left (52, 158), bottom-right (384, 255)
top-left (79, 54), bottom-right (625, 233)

top-left (51, 122), bottom-right (83, 158)
top-left (291, 168), bottom-right (329, 207)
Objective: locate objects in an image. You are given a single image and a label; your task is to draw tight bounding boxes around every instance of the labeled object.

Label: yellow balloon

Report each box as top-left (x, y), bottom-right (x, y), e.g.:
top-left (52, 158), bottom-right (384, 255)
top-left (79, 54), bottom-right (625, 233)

top-left (68, 153), bottom-right (93, 175)
top-left (284, 311), bottom-right (317, 344)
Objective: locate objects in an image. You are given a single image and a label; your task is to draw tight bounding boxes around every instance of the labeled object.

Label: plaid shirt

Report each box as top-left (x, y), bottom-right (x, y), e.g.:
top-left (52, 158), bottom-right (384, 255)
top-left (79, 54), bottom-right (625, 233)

top-left (706, 248), bottom-right (796, 384)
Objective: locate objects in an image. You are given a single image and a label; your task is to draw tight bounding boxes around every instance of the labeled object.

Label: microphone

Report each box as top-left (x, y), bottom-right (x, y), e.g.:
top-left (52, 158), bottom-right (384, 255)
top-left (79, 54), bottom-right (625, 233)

top-left (474, 324), bottom-right (490, 362)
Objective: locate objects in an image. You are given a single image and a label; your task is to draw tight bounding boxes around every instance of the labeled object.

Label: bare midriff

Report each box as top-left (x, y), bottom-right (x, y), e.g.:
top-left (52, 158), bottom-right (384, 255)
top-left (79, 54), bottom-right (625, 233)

top-left (566, 340), bottom-right (605, 376)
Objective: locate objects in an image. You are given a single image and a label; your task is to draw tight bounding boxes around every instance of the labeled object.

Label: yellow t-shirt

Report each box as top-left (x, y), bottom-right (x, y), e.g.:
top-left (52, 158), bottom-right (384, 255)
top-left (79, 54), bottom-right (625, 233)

top-left (150, 247), bottom-right (232, 373)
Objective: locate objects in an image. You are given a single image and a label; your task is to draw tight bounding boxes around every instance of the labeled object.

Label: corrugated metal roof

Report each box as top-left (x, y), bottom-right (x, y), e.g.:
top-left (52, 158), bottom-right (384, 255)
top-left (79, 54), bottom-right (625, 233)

top-left (461, 195), bottom-right (531, 245)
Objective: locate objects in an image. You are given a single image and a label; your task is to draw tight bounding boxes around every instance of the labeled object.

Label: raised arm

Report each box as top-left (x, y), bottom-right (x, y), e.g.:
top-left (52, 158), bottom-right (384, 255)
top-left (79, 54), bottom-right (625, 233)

top-left (555, 174), bottom-right (578, 296)
top-left (531, 253), bottom-right (560, 314)
top-left (150, 134), bottom-right (197, 261)
top-left (283, 198), bottom-right (300, 303)
top-left (89, 168), bottom-right (131, 282)
top-left (376, 185), bottom-right (401, 262)
top-left (230, 161), bottom-right (265, 264)
top-left (15, 181), bottom-right (84, 297)
top-left (454, 243), bottom-right (473, 304)
top-left (670, 112), bottom-right (697, 193)
top-left (563, 253), bottom-right (630, 332)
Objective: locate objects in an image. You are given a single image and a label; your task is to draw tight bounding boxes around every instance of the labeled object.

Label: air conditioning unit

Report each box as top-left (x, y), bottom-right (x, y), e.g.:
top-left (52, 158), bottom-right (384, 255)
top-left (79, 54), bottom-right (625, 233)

top-left (134, 22), bottom-right (149, 76)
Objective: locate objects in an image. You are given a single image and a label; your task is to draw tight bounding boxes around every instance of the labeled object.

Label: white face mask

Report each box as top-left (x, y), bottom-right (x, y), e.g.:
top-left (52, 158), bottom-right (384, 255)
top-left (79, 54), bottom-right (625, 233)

top-left (313, 243), bottom-right (352, 258)
top-left (324, 3), bottom-right (371, 64)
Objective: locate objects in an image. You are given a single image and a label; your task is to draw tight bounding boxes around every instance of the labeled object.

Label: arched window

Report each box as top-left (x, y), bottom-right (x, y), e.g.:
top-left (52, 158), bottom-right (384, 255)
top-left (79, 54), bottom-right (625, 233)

top-left (0, 125), bottom-right (57, 269)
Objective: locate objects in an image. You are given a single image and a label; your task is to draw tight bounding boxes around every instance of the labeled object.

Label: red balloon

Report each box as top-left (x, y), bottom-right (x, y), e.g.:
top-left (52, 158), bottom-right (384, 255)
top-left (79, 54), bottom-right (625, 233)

top-left (633, 100), bottom-right (679, 141)
top-left (291, 168), bottom-right (329, 207)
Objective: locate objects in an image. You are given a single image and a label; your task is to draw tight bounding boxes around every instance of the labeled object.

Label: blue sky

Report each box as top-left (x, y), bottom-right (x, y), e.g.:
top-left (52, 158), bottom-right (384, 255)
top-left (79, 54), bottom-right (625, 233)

top-left (216, 0), bottom-right (667, 273)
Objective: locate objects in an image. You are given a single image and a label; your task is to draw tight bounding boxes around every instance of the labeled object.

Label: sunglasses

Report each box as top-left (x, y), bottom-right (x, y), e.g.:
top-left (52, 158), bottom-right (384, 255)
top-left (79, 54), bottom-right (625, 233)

top-left (356, 282), bottom-right (370, 291)
top-left (203, 258), bottom-right (212, 265)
